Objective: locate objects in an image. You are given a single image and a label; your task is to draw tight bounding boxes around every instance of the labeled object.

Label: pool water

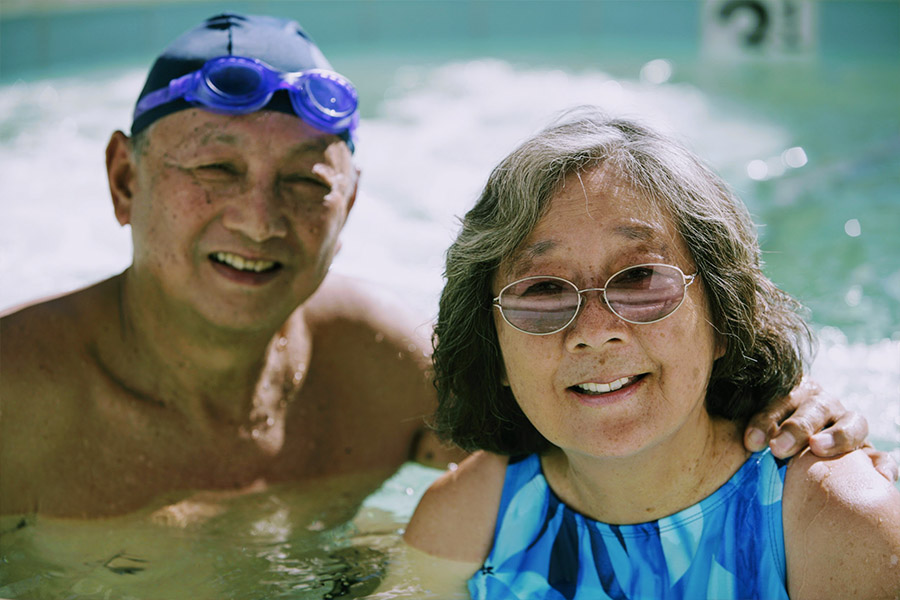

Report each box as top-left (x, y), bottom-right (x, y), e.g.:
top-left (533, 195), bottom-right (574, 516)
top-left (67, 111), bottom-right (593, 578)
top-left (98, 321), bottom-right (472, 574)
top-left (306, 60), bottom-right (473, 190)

top-left (0, 464), bottom-right (443, 599)
top-left (1, 10), bottom-right (898, 599)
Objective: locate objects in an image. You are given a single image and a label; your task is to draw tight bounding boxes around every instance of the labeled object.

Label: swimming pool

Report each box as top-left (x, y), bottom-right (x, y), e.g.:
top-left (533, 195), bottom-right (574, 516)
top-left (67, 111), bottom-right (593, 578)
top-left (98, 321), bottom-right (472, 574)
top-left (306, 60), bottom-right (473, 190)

top-left (1, 1), bottom-right (898, 597)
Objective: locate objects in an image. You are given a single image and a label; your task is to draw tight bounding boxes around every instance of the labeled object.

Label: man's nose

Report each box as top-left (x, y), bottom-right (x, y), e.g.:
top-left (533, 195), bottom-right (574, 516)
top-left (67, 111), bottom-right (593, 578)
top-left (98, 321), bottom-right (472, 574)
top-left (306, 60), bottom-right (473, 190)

top-left (221, 180), bottom-right (289, 242)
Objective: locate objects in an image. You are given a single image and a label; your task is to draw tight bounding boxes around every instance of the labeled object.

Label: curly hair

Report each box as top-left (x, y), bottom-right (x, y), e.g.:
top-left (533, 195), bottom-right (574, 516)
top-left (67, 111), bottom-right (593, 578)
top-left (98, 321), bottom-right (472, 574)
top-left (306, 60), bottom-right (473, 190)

top-left (431, 108), bottom-right (811, 455)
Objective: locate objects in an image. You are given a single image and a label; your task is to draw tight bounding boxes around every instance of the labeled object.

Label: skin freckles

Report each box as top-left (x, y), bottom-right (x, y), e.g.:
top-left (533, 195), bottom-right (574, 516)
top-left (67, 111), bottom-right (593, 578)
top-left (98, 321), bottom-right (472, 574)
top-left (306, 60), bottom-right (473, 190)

top-left (122, 110), bottom-right (357, 332)
top-left (491, 163), bottom-right (747, 524)
top-left (495, 165), bottom-right (724, 461)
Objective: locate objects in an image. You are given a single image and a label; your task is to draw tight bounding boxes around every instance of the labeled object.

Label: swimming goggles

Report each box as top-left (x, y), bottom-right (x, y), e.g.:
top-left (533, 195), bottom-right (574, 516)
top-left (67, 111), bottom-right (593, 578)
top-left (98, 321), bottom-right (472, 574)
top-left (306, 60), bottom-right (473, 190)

top-left (133, 56), bottom-right (359, 136)
top-left (493, 264), bottom-right (697, 335)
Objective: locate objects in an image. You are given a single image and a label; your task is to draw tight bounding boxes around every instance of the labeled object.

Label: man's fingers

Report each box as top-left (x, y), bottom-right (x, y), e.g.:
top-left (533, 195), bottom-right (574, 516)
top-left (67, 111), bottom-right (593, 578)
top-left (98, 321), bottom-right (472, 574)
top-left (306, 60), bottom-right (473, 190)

top-left (744, 393), bottom-right (800, 452)
top-left (865, 447), bottom-right (900, 483)
top-left (746, 379), bottom-right (847, 457)
top-left (771, 400), bottom-right (862, 459)
top-left (806, 411), bottom-right (870, 457)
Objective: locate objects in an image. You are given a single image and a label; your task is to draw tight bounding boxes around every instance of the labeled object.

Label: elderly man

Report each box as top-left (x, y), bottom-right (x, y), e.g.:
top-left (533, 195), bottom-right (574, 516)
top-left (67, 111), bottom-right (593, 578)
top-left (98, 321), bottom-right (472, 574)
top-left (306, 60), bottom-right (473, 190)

top-left (0, 13), bottom-right (886, 518)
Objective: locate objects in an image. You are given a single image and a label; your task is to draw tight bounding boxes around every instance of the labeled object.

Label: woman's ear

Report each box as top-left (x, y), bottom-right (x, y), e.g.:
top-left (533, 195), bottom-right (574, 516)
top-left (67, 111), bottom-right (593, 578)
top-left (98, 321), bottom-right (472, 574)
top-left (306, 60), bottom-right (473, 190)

top-left (715, 334), bottom-right (727, 361)
top-left (106, 130), bottom-right (137, 226)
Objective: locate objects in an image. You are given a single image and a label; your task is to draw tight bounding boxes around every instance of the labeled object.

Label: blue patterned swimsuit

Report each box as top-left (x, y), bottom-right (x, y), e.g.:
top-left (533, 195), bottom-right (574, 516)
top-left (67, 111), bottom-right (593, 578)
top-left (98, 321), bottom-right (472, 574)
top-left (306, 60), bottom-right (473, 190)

top-left (468, 450), bottom-right (789, 600)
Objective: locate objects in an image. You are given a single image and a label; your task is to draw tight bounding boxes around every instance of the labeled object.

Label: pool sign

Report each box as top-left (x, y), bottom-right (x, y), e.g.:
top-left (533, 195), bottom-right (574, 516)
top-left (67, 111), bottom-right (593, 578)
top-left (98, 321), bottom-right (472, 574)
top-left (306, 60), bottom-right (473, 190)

top-left (702, 0), bottom-right (816, 58)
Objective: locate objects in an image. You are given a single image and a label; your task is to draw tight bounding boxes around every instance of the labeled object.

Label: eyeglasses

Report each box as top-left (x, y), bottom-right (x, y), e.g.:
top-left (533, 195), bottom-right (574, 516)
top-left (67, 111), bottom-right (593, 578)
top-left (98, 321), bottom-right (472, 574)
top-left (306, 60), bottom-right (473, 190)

top-left (493, 263), bottom-right (697, 335)
top-left (133, 56), bottom-right (359, 136)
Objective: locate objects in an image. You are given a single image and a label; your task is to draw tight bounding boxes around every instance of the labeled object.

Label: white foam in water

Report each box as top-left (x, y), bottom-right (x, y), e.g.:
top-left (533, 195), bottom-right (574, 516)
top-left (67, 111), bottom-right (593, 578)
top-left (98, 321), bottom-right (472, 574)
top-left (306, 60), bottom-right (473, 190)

top-left (0, 60), bottom-right (896, 462)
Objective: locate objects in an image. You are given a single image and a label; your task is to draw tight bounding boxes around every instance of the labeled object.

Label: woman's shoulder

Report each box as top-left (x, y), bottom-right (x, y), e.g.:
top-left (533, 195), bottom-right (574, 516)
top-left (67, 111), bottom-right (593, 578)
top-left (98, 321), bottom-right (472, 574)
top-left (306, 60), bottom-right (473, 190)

top-left (783, 448), bottom-right (900, 599)
top-left (404, 451), bottom-right (510, 563)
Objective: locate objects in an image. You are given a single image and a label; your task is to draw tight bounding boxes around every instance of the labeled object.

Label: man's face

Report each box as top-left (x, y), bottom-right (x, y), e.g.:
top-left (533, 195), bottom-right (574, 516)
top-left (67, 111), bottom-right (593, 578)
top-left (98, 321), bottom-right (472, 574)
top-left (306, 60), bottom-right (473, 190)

top-left (119, 108), bottom-right (357, 331)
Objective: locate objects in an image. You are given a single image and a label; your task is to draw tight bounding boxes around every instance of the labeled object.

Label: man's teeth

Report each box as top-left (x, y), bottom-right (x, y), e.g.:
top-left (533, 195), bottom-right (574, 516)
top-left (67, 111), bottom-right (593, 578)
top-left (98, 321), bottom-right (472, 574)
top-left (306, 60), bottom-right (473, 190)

top-left (213, 252), bottom-right (276, 273)
top-left (574, 376), bottom-right (635, 394)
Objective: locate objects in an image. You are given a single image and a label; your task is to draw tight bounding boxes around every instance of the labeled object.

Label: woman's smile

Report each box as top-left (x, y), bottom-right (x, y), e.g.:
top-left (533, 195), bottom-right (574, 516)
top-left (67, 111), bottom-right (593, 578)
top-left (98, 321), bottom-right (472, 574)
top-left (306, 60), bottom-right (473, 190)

top-left (495, 163), bottom-right (721, 458)
top-left (568, 373), bottom-right (647, 407)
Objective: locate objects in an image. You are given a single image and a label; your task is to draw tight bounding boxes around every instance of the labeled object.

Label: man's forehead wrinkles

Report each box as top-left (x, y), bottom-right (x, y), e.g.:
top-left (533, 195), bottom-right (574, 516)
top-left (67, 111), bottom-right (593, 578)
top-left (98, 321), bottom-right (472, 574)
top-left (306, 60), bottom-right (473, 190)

top-left (166, 121), bottom-right (332, 158)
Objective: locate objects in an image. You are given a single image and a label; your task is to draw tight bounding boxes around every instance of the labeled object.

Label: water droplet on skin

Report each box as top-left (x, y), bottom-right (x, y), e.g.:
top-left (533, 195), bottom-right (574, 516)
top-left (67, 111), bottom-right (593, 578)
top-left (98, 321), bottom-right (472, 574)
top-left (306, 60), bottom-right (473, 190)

top-left (251, 429), bottom-right (261, 439)
top-left (277, 337), bottom-right (288, 349)
top-left (407, 343), bottom-right (417, 353)
top-left (374, 332), bottom-right (385, 343)
top-left (266, 417), bottom-right (275, 427)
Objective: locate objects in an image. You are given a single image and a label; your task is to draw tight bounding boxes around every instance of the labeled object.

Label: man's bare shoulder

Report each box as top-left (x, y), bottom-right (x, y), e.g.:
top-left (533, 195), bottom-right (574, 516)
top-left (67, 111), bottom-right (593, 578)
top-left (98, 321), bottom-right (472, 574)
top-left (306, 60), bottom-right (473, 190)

top-left (303, 273), bottom-right (430, 336)
top-left (1, 278), bottom-right (119, 380)
top-left (0, 280), bottom-right (123, 514)
top-left (783, 448), bottom-right (900, 599)
top-left (301, 273), bottom-right (433, 368)
top-left (284, 274), bottom-right (437, 467)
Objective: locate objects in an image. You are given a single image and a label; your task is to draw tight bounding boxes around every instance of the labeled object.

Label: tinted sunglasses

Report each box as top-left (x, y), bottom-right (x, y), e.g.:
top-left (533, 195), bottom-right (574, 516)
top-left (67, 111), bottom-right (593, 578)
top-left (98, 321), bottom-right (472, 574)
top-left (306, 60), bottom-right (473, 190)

top-left (493, 263), bottom-right (697, 335)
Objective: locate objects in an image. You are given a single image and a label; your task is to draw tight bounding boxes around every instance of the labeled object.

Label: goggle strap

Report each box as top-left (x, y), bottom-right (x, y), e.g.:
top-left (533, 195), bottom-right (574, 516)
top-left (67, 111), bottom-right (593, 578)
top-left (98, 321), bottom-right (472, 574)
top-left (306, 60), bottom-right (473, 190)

top-left (134, 72), bottom-right (197, 120)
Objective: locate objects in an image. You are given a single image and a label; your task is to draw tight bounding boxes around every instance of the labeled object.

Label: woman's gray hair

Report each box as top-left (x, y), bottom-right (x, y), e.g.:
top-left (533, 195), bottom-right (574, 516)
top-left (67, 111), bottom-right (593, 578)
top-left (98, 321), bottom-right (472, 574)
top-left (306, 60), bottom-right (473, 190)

top-left (431, 107), bottom-right (811, 455)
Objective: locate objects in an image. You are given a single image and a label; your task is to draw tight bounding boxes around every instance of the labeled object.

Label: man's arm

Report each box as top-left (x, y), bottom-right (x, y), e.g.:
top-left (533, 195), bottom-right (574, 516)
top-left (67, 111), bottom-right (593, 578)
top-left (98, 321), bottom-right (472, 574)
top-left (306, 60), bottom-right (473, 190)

top-left (742, 378), bottom-right (897, 481)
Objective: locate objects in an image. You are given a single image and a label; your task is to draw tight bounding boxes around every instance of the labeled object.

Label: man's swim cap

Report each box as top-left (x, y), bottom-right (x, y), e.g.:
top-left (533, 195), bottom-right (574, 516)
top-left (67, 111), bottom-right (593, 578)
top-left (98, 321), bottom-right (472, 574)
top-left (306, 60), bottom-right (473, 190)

top-left (131, 13), bottom-right (353, 148)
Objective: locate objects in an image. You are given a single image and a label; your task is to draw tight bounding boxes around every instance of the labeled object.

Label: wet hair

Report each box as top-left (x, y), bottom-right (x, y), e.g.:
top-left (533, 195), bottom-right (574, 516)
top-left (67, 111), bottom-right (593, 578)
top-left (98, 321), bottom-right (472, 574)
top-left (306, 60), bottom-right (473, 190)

top-left (431, 108), bottom-right (811, 455)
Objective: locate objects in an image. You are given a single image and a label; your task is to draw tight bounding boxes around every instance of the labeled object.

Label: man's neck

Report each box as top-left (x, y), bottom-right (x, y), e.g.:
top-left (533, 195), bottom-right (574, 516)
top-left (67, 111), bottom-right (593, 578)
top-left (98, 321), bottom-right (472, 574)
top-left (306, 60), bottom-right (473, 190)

top-left (95, 271), bottom-right (306, 428)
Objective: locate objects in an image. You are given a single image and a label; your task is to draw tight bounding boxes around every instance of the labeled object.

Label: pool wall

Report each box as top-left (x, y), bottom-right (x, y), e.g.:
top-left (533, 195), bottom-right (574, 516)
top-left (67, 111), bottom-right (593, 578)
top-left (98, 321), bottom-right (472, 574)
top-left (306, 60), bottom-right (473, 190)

top-left (2, 0), bottom-right (898, 83)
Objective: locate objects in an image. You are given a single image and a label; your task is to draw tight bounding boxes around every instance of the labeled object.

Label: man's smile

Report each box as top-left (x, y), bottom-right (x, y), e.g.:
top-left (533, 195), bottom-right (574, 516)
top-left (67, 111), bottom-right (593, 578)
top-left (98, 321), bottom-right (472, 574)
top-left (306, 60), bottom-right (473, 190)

top-left (210, 251), bottom-right (281, 273)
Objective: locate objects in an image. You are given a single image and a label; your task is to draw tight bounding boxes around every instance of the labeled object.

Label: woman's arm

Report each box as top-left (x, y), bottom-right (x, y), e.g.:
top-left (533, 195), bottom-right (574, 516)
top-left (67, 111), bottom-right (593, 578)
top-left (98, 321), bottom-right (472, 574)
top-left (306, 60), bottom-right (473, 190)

top-left (783, 448), bottom-right (900, 599)
top-left (389, 451), bottom-right (508, 595)
top-left (404, 451), bottom-right (508, 561)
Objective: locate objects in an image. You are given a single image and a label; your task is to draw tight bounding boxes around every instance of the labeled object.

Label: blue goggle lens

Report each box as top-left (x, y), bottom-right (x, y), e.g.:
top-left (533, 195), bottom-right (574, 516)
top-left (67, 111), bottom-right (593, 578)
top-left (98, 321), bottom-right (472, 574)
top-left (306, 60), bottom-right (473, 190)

top-left (304, 74), bottom-right (356, 118)
top-left (205, 62), bottom-right (268, 104)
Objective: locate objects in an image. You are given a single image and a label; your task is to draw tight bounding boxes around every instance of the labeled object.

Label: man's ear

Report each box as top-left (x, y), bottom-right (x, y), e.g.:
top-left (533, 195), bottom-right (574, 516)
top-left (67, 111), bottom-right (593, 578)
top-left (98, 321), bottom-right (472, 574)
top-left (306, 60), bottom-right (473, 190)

top-left (345, 166), bottom-right (360, 216)
top-left (106, 130), bottom-right (137, 226)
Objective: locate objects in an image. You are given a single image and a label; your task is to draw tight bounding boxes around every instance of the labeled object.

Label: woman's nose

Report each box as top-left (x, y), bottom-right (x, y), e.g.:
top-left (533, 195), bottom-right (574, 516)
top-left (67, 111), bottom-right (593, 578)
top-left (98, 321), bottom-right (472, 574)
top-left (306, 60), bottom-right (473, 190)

top-left (564, 290), bottom-right (628, 350)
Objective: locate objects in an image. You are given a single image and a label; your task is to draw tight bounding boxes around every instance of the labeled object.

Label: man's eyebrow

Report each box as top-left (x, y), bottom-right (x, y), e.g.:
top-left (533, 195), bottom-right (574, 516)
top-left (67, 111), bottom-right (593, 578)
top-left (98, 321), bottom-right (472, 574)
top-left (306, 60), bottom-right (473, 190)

top-left (288, 137), bottom-right (333, 157)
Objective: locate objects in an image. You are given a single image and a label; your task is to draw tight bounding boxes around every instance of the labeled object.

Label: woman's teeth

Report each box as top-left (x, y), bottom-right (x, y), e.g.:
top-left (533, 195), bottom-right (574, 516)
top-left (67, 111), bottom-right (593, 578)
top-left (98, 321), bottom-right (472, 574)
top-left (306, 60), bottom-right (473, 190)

top-left (574, 376), bottom-right (636, 394)
top-left (212, 252), bottom-right (277, 273)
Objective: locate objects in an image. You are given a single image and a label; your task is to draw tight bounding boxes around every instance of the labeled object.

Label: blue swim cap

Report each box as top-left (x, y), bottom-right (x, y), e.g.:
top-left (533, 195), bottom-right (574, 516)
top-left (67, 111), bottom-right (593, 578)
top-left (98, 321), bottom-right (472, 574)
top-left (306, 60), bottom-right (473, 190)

top-left (131, 13), bottom-right (355, 149)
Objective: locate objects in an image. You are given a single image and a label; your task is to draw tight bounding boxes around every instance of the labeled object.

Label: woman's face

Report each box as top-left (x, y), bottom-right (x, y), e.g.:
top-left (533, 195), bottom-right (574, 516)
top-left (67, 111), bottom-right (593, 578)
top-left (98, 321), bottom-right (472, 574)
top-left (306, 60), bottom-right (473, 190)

top-left (493, 164), bottom-right (724, 460)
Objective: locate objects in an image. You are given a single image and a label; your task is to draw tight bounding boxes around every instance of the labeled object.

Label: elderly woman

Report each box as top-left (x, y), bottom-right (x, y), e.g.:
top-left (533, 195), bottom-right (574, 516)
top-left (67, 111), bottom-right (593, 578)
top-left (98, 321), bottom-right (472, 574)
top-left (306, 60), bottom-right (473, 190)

top-left (402, 110), bottom-right (900, 599)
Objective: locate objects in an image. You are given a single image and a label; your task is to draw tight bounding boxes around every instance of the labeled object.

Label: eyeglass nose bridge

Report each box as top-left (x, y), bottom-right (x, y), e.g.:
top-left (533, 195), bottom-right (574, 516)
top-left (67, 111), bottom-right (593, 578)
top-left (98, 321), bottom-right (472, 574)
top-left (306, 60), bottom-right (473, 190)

top-left (566, 284), bottom-right (617, 327)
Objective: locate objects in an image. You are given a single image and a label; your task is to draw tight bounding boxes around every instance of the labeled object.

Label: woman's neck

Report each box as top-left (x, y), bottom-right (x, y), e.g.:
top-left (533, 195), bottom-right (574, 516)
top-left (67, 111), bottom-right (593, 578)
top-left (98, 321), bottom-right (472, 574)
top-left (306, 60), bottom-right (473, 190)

top-left (541, 414), bottom-right (749, 525)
